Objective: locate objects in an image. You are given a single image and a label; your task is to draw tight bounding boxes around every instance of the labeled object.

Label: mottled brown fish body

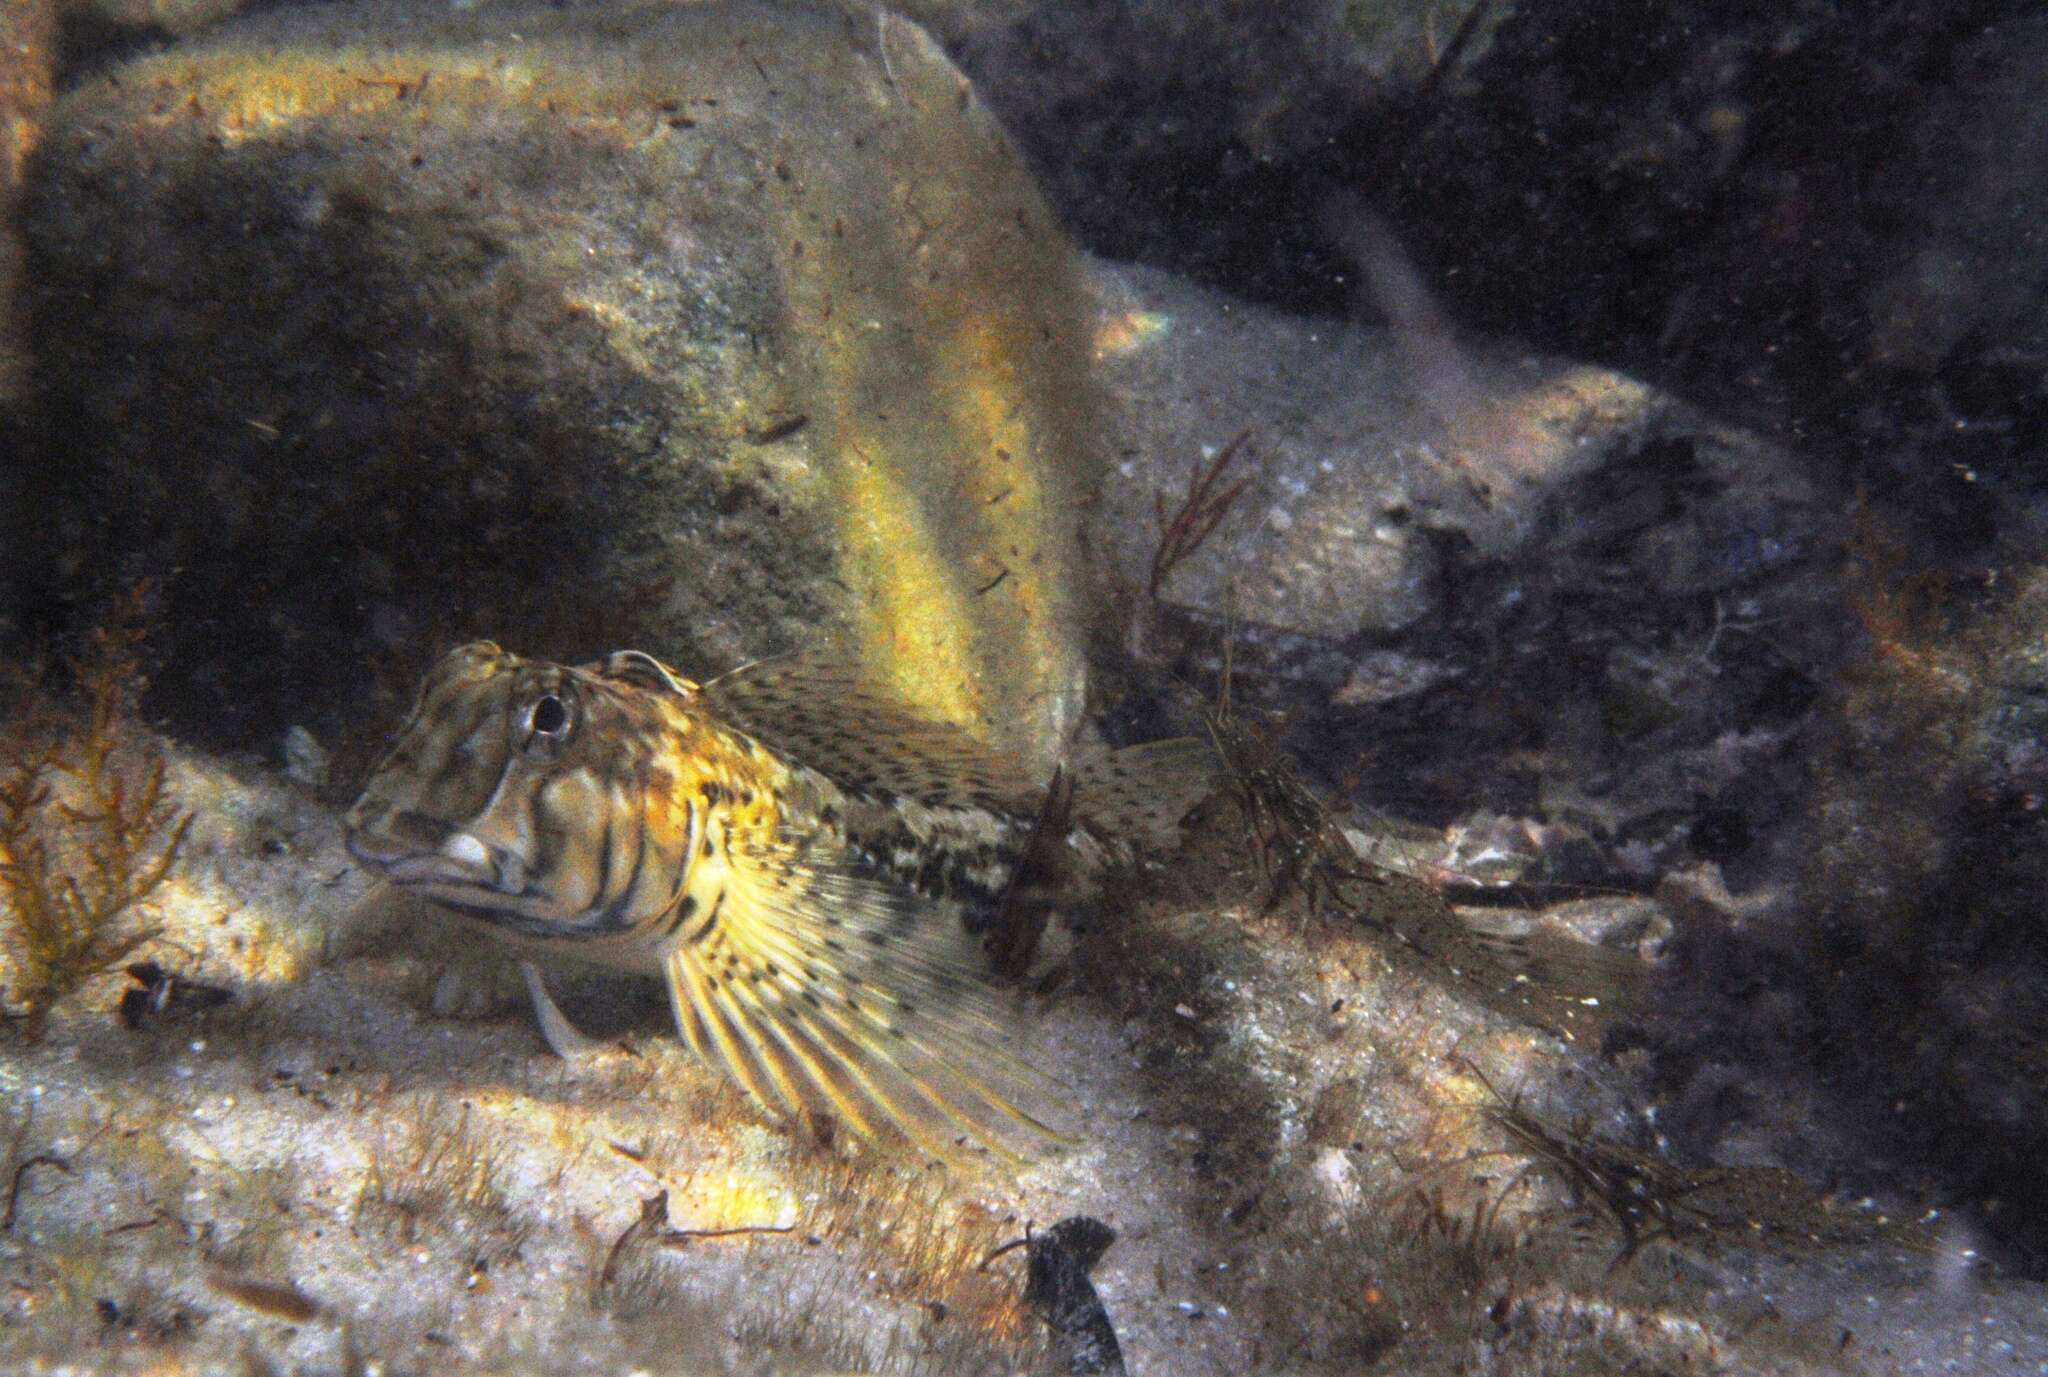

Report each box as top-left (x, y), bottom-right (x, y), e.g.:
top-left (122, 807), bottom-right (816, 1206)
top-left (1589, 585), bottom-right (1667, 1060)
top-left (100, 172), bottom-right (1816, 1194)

top-left (346, 642), bottom-right (1214, 1157)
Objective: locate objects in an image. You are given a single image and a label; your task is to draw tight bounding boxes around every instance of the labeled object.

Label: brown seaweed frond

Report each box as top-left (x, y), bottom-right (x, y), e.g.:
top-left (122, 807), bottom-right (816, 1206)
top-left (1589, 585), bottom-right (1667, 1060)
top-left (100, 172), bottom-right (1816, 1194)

top-left (2, 1106), bottom-right (73, 1233)
top-left (1459, 1060), bottom-right (1929, 1270)
top-left (1199, 683), bottom-right (1375, 923)
top-left (1148, 429), bottom-right (1255, 600)
top-left (791, 1151), bottom-right (1029, 1344)
top-left (1843, 495), bottom-right (1970, 692)
top-left (1217, 719), bottom-right (1341, 911)
top-left (0, 588), bottom-right (190, 1040)
top-left (354, 1097), bottom-right (515, 1244)
top-left (1458, 1060), bottom-right (1685, 1269)
top-left (1392, 1169), bottom-right (1540, 1293)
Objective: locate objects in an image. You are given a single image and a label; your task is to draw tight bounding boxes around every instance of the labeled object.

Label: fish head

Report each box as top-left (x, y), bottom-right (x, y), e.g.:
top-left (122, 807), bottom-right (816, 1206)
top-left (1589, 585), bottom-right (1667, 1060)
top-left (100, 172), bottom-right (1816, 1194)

top-left (345, 642), bottom-right (703, 942)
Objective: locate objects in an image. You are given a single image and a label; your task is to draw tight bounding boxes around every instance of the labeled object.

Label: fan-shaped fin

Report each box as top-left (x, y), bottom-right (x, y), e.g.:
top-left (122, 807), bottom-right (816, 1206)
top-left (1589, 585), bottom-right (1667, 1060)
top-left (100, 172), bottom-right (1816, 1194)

top-left (659, 829), bottom-right (1069, 1160)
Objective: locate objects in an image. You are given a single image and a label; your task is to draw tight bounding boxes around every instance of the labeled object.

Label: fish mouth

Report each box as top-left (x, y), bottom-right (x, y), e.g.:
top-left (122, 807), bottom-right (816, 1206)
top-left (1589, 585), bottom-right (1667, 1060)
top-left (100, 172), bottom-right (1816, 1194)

top-left (343, 828), bottom-right (417, 870)
top-left (345, 826), bottom-right (527, 896)
top-left (346, 825), bottom-right (599, 941)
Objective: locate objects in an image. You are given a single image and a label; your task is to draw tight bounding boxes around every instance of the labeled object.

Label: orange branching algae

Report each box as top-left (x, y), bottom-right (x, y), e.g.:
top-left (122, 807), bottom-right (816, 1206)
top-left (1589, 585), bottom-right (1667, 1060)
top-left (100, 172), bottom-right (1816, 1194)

top-left (0, 592), bottom-right (189, 1040)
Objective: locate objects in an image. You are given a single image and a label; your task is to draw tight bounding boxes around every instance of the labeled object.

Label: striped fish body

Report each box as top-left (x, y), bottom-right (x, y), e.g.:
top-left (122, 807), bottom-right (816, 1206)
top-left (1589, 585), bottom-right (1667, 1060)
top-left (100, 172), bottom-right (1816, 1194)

top-left (345, 642), bottom-right (1208, 1156)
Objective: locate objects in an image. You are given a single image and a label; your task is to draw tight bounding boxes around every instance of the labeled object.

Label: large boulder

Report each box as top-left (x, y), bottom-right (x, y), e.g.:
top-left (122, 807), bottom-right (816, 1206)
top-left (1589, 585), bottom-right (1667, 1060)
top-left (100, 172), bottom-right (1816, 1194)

top-left (18, 0), bottom-right (1107, 780)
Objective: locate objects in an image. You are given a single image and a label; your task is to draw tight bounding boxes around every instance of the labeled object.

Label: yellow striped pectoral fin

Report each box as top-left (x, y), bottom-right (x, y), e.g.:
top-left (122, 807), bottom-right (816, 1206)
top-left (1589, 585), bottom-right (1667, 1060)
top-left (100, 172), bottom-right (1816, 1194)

top-left (658, 835), bottom-right (1069, 1161)
top-left (666, 944), bottom-right (892, 1142)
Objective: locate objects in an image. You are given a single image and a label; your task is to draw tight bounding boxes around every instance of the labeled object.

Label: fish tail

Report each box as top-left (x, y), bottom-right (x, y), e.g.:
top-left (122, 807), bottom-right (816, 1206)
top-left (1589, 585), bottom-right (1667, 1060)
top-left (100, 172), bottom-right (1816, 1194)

top-left (1068, 736), bottom-right (1221, 848)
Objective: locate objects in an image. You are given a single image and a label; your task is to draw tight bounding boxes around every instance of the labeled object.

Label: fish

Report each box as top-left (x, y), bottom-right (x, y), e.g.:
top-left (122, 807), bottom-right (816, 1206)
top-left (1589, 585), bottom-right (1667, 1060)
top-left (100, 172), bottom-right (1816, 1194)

top-left (344, 641), bottom-right (1214, 1158)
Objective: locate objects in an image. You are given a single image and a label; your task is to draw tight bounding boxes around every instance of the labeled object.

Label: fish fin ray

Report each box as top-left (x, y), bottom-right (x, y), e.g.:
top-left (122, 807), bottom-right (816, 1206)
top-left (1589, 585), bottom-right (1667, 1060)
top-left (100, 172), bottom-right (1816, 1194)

top-left (520, 961), bottom-right (603, 1061)
top-left (1070, 737), bottom-right (1220, 847)
top-left (702, 651), bottom-right (1044, 812)
top-left (665, 948), bottom-right (795, 1122)
top-left (657, 827), bottom-right (1067, 1157)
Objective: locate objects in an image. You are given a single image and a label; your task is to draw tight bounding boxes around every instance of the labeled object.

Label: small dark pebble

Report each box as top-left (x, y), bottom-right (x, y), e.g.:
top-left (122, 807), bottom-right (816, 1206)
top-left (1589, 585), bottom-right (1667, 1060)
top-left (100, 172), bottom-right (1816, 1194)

top-left (118, 962), bottom-right (233, 1031)
top-left (1023, 1216), bottom-right (1126, 1377)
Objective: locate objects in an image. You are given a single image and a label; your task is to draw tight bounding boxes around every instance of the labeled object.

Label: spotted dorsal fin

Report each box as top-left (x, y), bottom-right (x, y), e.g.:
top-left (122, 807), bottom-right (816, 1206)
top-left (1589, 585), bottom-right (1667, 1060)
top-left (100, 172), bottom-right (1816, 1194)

top-left (661, 828), bottom-right (1067, 1160)
top-left (1069, 737), bottom-right (1221, 848)
top-left (701, 652), bottom-right (1044, 813)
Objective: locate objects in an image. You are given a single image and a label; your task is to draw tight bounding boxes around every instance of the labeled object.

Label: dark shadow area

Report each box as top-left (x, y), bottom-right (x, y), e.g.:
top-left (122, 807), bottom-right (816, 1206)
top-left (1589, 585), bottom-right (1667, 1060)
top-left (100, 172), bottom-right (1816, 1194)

top-left (12, 129), bottom-right (677, 785)
top-left (51, 4), bottom-right (176, 92)
top-left (952, 0), bottom-right (2046, 554)
top-left (952, 0), bottom-right (2048, 1283)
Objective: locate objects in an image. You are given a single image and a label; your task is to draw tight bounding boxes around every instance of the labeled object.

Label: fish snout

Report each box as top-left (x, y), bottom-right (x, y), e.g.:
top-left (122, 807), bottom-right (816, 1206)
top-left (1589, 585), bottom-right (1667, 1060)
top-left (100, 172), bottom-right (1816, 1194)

top-left (344, 803), bottom-right (527, 895)
top-left (344, 796), bottom-right (450, 857)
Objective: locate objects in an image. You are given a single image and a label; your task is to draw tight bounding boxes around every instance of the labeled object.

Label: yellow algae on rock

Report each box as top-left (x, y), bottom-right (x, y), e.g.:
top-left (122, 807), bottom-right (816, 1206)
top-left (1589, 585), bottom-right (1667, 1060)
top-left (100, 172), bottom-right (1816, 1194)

top-left (761, 9), bottom-right (1103, 764)
top-left (23, 0), bottom-right (1109, 777)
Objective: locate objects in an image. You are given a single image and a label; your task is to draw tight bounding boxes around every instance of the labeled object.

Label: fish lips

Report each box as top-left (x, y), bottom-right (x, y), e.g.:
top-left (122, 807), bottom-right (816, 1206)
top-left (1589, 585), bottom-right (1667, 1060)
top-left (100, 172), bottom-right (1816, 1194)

top-left (345, 827), bottom-right (528, 896)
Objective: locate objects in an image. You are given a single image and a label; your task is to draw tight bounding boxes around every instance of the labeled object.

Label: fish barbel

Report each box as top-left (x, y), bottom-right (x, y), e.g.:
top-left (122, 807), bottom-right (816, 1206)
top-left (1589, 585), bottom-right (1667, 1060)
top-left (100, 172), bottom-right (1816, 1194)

top-left (344, 642), bottom-right (1211, 1157)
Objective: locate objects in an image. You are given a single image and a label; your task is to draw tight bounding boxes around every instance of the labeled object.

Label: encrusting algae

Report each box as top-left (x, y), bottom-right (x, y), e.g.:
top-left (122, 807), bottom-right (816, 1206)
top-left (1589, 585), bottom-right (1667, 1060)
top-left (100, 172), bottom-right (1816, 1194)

top-left (346, 642), bottom-right (1216, 1160)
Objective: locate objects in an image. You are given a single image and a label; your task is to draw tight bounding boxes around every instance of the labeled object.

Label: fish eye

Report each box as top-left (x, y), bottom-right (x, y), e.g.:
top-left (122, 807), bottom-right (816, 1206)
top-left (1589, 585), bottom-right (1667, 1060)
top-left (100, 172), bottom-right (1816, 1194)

top-left (527, 694), bottom-right (570, 739)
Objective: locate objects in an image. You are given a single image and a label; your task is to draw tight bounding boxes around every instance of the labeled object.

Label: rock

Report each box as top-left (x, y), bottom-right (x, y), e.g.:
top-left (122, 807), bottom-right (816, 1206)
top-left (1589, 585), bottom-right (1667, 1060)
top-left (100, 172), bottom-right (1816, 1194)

top-left (1, 569), bottom-right (2037, 1377)
top-left (930, 1), bottom-right (2048, 575)
top-left (1389, 2), bottom-right (2048, 553)
top-left (899, 0), bottom-right (1504, 312)
top-left (1863, 16), bottom-right (2048, 371)
top-left (22, 698), bottom-right (2034, 1376)
top-left (1786, 563), bottom-right (2048, 1271)
top-left (0, 0), bottom-right (56, 403)
top-left (15, 1), bottom-right (2048, 1369)
top-left (19, 0), bottom-right (1107, 778)
top-left (280, 724), bottom-right (328, 788)
top-left (78, 0), bottom-right (250, 39)
top-left (1016, 1215), bottom-right (1125, 1375)
top-left (1088, 259), bottom-right (1835, 879)
top-left (1618, 556), bottom-right (2048, 1275)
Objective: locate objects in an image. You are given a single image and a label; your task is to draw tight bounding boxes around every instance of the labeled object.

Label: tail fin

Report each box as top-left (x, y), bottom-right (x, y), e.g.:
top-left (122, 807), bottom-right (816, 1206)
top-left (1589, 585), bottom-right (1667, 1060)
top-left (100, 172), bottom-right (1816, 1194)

top-left (1069, 737), bottom-right (1220, 849)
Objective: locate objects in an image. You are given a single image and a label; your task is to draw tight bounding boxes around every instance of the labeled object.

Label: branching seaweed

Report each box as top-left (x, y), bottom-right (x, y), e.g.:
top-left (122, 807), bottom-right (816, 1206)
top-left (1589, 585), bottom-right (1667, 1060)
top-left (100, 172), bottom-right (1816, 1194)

top-left (1465, 1062), bottom-right (1940, 1269)
top-left (2, 1107), bottom-right (72, 1233)
top-left (1148, 429), bottom-right (1255, 600)
top-left (1394, 1171), bottom-right (1539, 1292)
top-left (1461, 1063), bottom-right (1689, 1268)
top-left (0, 591), bottom-right (190, 1040)
top-left (1202, 692), bottom-right (1362, 919)
top-left (354, 1097), bottom-right (518, 1249)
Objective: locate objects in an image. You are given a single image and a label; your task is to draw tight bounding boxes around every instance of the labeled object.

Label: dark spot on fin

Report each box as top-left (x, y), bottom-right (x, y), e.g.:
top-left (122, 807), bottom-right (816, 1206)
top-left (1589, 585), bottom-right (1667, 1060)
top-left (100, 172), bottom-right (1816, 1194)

top-left (1070, 737), bottom-right (1220, 847)
top-left (699, 650), bottom-right (1043, 812)
top-left (685, 888), bottom-right (724, 944)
